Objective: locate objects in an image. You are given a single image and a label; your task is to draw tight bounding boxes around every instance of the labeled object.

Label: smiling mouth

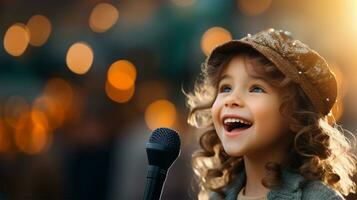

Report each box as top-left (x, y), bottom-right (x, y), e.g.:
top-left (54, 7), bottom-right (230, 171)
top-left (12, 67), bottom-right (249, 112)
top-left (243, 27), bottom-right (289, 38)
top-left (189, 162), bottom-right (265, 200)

top-left (223, 119), bottom-right (253, 132)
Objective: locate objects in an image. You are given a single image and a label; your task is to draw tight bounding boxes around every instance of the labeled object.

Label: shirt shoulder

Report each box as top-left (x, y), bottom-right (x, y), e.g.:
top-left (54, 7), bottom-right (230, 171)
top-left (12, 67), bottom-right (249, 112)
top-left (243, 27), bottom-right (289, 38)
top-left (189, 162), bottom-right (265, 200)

top-left (301, 180), bottom-right (345, 200)
top-left (209, 191), bottom-right (224, 200)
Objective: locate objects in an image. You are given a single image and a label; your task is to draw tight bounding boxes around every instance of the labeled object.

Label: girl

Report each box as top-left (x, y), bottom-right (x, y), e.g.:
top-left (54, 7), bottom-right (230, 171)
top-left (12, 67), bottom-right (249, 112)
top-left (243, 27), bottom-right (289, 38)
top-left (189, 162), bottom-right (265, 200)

top-left (185, 28), bottom-right (357, 200)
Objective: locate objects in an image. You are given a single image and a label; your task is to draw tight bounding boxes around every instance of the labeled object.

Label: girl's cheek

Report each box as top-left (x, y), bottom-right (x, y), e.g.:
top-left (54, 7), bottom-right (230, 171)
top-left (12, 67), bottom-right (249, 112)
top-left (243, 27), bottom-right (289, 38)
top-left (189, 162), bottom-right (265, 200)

top-left (211, 97), bottom-right (220, 124)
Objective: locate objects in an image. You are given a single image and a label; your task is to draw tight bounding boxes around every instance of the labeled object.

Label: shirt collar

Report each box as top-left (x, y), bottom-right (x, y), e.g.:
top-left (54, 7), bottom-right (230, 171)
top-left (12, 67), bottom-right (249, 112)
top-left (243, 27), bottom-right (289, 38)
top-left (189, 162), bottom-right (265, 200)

top-left (224, 168), bottom-right (305, 200)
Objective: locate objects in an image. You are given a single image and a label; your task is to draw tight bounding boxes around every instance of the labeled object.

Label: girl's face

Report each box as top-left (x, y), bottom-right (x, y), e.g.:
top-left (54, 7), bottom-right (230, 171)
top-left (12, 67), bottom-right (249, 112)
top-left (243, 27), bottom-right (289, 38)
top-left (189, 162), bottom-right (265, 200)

top-left (211, 55), bottom-right (291, 157)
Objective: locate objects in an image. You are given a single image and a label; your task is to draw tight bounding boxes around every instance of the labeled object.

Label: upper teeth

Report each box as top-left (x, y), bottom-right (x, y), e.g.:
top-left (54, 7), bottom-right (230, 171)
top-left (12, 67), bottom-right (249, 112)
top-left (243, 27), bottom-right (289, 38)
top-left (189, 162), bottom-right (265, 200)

top-left (224, 118), bottom-right (252, 125)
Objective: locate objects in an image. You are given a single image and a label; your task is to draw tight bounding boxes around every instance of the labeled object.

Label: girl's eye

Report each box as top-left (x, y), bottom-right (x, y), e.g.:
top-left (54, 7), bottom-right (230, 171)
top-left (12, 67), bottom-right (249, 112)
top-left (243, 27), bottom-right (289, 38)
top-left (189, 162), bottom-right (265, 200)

top-left (218, 84), bottom-right (265, 93)
top-left (219, 85), bottom-right (232, 93)
top-left (250, 85), bottom-right (265, 93)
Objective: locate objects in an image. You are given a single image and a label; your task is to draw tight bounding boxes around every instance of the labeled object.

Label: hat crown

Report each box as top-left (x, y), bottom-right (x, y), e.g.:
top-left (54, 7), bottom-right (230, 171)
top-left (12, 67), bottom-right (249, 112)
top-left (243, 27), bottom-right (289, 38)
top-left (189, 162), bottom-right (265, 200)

top-left (244, 29), bottom-right (311, 58)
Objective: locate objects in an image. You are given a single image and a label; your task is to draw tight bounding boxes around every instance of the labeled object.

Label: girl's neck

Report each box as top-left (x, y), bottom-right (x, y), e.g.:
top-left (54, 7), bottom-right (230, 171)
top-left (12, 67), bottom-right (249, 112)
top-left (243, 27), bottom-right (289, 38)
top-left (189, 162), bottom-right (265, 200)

top-left (243, 155), bottom-right (270, 197)
top-left (242, 142), bottom-right (290, 197)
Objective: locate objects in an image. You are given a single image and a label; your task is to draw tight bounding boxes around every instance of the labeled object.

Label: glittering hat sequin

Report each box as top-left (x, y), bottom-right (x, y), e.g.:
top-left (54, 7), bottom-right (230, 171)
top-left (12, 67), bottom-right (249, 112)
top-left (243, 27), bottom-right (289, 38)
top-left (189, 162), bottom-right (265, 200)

top-left (206, 28), bottom-right (337, 116)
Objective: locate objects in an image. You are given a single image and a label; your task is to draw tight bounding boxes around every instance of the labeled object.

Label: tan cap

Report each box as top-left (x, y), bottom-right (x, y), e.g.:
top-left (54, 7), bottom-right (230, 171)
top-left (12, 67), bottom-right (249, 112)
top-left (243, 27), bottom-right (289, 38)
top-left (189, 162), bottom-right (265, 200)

top-left (206, 28), bottom-right (337, 116)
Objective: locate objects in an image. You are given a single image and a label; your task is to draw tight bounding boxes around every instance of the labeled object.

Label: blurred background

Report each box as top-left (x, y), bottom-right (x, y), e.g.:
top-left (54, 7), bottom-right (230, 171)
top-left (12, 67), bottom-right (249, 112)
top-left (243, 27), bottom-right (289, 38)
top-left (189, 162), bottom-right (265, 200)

top-left (0, 0), bottom-right (357, 199)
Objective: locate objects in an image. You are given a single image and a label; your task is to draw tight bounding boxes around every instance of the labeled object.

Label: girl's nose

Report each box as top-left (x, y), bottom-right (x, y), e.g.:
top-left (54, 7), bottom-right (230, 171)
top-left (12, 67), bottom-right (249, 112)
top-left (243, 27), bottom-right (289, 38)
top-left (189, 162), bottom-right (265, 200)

top-left (224, 95), bottom-right (244, 108)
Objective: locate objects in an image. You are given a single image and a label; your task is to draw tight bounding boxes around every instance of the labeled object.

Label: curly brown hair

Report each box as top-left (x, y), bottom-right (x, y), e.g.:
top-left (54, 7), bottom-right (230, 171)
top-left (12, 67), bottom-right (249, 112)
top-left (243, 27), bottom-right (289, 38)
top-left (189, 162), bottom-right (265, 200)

top-left (185, 46), bottom-right (357, 199)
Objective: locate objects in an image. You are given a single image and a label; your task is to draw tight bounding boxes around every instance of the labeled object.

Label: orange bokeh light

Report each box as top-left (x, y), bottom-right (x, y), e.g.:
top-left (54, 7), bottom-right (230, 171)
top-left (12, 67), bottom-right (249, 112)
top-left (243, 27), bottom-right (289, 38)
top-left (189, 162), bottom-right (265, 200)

top-left (66, 42), bottom-right (94, 75)
top-left (3, 23), bottom-right (30, 57)
top-left (89, 3), bottom-right (119, 33)
top-left (105, 81), bottom-right (135, 103)
top-left (31, 109), bottom-right (50, 131)
top-left (145, 99), bottom-right (177, 130)
top-left (13, 107), bottom-right (51, 155)
top-left (15, 121), bottom-right (50, 155)
top-left (107, 60), bottom-right (137, 90)
top-left (30, 123), bottom-right (49, 154)
top-left (201, 27), bottom-right (232, 56)
top-left (27, 14), bottom-right (52, 46)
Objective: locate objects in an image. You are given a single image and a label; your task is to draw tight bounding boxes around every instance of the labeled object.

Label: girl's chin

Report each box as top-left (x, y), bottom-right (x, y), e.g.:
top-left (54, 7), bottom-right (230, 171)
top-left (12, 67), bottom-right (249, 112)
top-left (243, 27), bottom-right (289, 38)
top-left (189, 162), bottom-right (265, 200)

top-left (223, 147), bottom-right (245, 157)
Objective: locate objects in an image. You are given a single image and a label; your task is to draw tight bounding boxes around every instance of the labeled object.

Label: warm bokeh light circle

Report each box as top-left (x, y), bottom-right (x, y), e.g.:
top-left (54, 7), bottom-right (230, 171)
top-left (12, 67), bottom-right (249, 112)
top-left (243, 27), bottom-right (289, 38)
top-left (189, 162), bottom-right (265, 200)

top-left (14, 121), bottom-right (50, 155)
top-left (107, 60), bottom-right (137, 90)
top-left (89, 3), bottom-right (119, 33)
top-left (27, 15), bottom-right (52, 46)
top-left (105, 81), bottom-right (135, 103)
top-left (201, 27), bottom-right (232, 56)
top-left (145, 99), bottom-right (177, 130)
top-left (66, 42), bottom-right (94, 75)
top-left (3, 23), bottom-right (30, 57)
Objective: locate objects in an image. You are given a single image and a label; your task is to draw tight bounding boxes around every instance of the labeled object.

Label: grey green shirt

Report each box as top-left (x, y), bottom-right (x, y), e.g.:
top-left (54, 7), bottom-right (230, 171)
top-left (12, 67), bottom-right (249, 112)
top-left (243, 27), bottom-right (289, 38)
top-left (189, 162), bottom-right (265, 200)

top-left (210, 168), bottom-right (345, 200)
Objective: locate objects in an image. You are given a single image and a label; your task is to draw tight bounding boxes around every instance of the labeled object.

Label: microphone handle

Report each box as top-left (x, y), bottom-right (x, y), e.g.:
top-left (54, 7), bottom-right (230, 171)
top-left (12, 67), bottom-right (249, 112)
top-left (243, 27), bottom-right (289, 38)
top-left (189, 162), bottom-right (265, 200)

top-left (143, 165), bottom-right (168, 200)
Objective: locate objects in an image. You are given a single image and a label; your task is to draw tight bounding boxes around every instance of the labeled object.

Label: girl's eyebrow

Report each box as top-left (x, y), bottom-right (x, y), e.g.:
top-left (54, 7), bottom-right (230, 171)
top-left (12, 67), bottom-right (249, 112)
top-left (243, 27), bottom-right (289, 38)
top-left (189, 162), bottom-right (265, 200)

top-left (218, 74), bottom-right (267, 85)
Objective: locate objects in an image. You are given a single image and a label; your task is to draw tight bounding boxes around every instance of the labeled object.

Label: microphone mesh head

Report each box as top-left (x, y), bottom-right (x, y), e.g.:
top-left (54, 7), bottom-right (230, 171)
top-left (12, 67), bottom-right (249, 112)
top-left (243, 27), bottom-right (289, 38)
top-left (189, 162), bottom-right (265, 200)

top-left (149, 128), bottom-right (180, 149)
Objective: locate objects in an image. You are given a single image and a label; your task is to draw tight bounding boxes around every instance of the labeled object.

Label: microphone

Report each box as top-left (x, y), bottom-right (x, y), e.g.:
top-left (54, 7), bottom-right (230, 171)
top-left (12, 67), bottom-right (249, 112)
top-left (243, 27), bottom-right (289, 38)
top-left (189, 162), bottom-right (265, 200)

top-left (143, 128), bottom-right (181, 200)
